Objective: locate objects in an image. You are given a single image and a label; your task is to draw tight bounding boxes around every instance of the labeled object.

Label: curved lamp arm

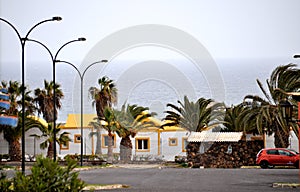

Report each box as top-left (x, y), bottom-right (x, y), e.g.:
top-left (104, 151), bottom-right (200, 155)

top-left (54, 37), bottom-right (86, 60)
top-left (55, 60), bottom-right (83, 79)
top-left (0, 16), bottom-right (62, 45)
top-left (24, 17), bottom-right (62, 40)
top-left (27, 38), bottom-right (54, 61)
top-left (0, 18), bottom-right (22, 43)
top-left (82, 60), bottom-right (109, 78)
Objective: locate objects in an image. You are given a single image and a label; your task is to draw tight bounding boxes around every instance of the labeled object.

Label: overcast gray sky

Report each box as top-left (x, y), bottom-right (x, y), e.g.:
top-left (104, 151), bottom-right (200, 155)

top-left (1, 0), bottom-right (300, 63)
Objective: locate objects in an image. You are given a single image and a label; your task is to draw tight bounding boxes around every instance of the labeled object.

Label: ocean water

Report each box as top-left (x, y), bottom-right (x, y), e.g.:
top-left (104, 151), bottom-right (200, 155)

top-left (0, 58), bottom-right (291, 122)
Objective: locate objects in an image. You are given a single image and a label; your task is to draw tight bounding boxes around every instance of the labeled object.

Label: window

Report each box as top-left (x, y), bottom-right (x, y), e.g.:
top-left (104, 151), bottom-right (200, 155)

top-left (102, 134), bottom-right (116, 148)
top-left (267, 150), bottom-right (279, 155)
top-left (182, 137), bottom-right (188, 152)
top-left (136, 138), bottom-right (150, 152)
top-left (278, 150), bottom-right (291, 156)
top-left (74, 134), bottom-right (81, 143)
top-left (169, 138), bottom-right (178, 146)
top-left (60, 141), bottom-right (69, 150)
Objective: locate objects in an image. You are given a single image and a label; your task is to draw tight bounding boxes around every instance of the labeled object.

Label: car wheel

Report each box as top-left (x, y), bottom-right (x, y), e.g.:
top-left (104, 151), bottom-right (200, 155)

top-left (260, 161), bottom-right (271, 169)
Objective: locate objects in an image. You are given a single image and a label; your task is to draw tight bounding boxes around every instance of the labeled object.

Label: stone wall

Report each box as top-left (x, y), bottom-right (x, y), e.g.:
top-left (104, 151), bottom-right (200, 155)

top-left (187, 141), bottom-right (263, 168)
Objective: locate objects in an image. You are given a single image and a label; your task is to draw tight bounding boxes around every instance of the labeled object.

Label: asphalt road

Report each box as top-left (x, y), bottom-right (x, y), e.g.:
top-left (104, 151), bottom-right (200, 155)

top-left (79, 167), bottom-right (300, 192)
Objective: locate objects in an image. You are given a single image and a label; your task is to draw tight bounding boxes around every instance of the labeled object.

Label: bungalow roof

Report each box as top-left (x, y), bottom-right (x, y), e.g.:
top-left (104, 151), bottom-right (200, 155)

top-left (188, 131), bottom-right (243, 142)
top-left (62, 114), bottom-right (96, 128)
top-left (27, 115), bottom-right (48, 128)
top-left (62, 114), bottom-right (162, 130)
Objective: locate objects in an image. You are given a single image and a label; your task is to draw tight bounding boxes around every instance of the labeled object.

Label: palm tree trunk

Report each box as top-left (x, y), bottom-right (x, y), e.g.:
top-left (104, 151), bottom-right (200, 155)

top-left (274, 129), bottom-right (289, 148)
top-left (47, 141), bottom-right (54, 158)
top-left (9, 139), bottom-right (21, 161)
top-left (120, 135), bottom-right (132, 163)
top-left (95, 127), bottom-right (102, 155)
top-left (107, 135), bottom-right (114, 164)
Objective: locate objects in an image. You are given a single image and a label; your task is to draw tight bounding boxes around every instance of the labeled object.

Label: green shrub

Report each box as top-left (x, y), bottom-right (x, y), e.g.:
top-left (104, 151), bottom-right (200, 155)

top-left (64, 154), bottom-right (80, 161)
top-left (63, 154), bottom-right (106, 162)
top-left (0, 172), bottom-right (13, 192)
top-left (1, 156), bottom-right (86, 191)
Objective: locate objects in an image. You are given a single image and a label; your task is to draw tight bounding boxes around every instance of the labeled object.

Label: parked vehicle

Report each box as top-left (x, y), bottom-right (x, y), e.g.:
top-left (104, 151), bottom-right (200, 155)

top-left (256, 148), bottom-right (299, 169)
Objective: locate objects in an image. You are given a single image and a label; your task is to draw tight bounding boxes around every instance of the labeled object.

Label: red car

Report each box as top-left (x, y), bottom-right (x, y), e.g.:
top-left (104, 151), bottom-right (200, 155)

top-left (256, 148), bottom-right (299, 169)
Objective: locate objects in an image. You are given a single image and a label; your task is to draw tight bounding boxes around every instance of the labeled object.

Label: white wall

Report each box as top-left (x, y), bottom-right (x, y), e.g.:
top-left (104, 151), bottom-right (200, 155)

top-left (59, 128), bottom-right (95, 156)
top-left (133, 131), bottom-right (158, 158)
top-left (160, 131), bottom-right (189, 161)
top-left (25, 128), bottom-right (47, 156)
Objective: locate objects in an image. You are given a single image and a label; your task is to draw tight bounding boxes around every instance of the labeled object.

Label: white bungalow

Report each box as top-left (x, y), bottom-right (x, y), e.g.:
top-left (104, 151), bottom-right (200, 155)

top-left (59, 114), bottom-right (189, 161)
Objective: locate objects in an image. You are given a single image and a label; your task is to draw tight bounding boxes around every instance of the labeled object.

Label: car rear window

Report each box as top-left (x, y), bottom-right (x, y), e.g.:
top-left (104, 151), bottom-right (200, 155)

top-left (266, 150), bottom-right (278, 155)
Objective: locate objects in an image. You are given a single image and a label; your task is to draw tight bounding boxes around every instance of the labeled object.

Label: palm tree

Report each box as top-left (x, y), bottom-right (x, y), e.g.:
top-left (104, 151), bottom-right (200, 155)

top-left (162, 96), bottom-right (225, 157)
top-left (162, 96), bottom-right (225, 132)
top-left (113, 104), bottom-right (157, 162)
top-left (30, 122), bottom-right (71, 158)
top-left (89, 76), bottom-right (118, 119)
top-left (89, 76), bottom-right (117, 159)
top-left (34, 80), bottom-right (64, 122)
top-left (0, 81), bottom-right (37, 161)
top-left (33, 80), bottom-right (64, 158)
top-left (99, 107), bottom-right (118, 163)
top-left (244, 64), bottom-right (300, 147)
top-left (222, 103), bottom-right (259, 134)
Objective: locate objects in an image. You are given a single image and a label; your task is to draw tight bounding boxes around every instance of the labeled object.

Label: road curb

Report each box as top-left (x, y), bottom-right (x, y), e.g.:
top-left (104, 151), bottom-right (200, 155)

top-left (83, 184), bottom-right (130, 191)
top-left (272, 183), bottom-right (300, 188)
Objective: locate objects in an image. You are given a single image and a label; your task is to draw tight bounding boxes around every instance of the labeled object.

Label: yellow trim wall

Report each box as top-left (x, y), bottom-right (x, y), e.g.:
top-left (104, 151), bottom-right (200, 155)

top-left (61, 114), bottom-right (188, 157)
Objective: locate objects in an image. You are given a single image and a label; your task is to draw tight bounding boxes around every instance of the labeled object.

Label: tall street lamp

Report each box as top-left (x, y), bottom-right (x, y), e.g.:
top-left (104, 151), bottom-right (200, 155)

top-left (55, 60), bottom-right (108, 166)
top-left (0, 16), bottom-right (62, 173)
top-left (27, 38), bottom-right (86, 161)
top-left (52, 38), bottom-right (86, 161)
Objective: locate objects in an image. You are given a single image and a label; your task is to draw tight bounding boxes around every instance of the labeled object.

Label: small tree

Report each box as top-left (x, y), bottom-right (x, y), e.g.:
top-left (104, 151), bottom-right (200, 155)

top-left (30, 122), bottom-right (71, 158)
top-left (100, 107), bottom-right (118, 163)
top-left (113, 104), bottom-right (157, 162)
